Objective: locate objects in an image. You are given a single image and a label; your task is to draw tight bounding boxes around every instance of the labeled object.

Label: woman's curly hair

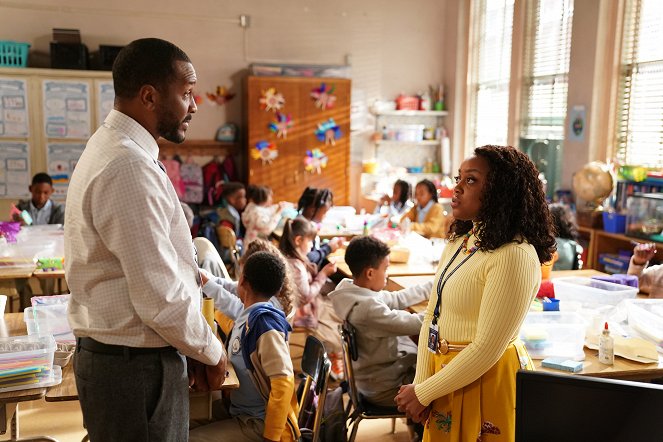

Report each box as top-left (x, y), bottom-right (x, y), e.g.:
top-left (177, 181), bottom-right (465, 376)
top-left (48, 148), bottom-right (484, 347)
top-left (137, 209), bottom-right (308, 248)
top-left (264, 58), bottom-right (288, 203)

top-left (448, 145), bottom-right (556, 264)
top-left (240, 238), bottom-right (295, 317)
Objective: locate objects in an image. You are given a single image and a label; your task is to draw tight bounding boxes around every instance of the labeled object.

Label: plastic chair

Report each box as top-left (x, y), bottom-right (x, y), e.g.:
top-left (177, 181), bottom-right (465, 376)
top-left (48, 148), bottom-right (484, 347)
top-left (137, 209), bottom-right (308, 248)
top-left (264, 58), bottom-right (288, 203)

top-left (216, 225), bottom-right (240, 278)
top-left (193, 236), bottom-right (231, 280)
top-left (340, 322), bottom-right (405, 442)
top-left (298, 335), bottom-right (332, 442)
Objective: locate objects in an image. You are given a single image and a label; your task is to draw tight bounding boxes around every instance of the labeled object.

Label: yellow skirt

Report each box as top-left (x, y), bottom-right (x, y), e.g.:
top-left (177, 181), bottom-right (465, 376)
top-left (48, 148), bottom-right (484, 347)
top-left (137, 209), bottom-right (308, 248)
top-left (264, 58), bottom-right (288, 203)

top-left (423, 340), bottom-right (534, 442)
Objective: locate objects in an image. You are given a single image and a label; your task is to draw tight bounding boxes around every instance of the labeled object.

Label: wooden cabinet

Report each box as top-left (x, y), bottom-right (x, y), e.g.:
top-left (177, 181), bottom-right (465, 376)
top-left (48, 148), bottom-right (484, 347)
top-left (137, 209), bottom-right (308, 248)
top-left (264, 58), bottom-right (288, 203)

top-left (245, 76), bottom-right (350, 205)
top-left (578, 227), bottom-right (663, 272)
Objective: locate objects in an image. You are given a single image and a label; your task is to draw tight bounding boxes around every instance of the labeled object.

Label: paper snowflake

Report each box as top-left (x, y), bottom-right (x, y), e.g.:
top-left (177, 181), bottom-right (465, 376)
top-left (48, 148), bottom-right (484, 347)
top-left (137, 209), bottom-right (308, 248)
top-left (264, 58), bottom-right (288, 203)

top-left (268, 113), bottom-right (294, 139)
top-left (304, 149), bottom-right (328, 174)
top-left (315, 118), bottom-right (342, 146)
top-left (251, 141), bottom-right (279, 165)
top-left (311, 83), bottom-right (336, 110)
top-left (259, 88), bottom-right (285, 112)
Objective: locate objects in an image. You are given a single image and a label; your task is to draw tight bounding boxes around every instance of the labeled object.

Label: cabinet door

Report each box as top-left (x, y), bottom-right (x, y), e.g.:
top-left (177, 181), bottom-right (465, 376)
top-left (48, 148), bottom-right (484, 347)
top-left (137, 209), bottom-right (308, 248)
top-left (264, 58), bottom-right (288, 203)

top-left (246, 76), bottom-right (350, 205)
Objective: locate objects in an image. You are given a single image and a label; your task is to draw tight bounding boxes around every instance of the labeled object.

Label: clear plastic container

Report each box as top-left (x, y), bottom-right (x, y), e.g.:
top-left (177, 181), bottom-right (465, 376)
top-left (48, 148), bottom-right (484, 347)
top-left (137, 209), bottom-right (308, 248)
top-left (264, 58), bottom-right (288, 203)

top-left (24, 304), bottom-right (74, 343)
top-left (0, 334), bottom-right (56, 381)
top-left (519, 311), bottom-right (586, 360)
top-left (552, 277), bottom-right (638, 308)
top-left (625, 299), bottom-right (663, 348)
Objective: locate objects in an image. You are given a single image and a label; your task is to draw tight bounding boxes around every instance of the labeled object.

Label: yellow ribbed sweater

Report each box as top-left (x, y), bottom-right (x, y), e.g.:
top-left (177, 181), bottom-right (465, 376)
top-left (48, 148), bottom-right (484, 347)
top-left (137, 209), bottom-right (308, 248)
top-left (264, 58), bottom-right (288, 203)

top-left (413, 234), bottom-right (541, 406)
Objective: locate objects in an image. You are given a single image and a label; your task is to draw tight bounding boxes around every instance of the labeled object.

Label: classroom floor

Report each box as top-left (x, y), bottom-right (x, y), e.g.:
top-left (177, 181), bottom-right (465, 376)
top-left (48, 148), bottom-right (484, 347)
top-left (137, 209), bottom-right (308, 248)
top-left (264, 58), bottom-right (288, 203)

top-left (2, 398), bottom-right (412, 442)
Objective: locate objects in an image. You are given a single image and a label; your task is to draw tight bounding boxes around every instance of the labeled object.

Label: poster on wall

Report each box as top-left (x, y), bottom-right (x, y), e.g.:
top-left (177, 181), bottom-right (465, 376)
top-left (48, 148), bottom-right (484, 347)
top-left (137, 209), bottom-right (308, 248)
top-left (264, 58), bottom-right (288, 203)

top-left (42, 80), bottom-right (91, 139)
top-left (46, 142), bottom-right (86, 198)
top-left (96, 80), bottom-right (115, 128)
top-left (0, 78), bottom-right (29, 138)
top-left (0, 142), bottom-right (30, 198)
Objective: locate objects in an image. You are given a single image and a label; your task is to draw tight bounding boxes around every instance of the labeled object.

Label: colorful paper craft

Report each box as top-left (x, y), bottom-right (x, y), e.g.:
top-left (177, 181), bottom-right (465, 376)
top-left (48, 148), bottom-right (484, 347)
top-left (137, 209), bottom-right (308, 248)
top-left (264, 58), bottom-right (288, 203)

top-left (206, 86), bottom-right (235, 106)
top-left (304, 149), bottom-right (328, 174)
top-left (315, 118), bottom-right (342, 146)
top-left (311, 83), bottom-right (336, 110)
top-left (251, 141), bottom-right (279, 165)
top-left (268, 113), bottom-right (294, 139)
top-left (259, 88), bottom-right (285, 112)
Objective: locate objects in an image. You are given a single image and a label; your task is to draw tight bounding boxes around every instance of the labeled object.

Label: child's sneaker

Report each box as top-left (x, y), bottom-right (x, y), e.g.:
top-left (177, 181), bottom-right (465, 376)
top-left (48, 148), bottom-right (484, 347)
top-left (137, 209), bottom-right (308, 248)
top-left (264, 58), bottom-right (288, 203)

top-left (328, 353), bottom-right (345, 381)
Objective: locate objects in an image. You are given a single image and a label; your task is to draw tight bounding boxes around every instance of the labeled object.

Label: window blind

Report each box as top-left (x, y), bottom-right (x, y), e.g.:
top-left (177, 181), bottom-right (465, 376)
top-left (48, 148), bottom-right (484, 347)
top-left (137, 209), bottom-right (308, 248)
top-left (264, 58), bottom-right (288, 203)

top-left (520, 0), bottom-right (574, 140)
top-left (469, 0), bottom-right (514, 149)
top-left (616, 0), bottom-right (663, 168)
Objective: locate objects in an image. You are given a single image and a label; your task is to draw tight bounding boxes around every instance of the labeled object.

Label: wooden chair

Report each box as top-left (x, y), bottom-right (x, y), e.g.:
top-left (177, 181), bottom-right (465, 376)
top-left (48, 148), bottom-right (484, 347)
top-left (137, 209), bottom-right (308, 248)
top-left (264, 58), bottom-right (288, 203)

top-left (216, 225), bottom-right (240, 278)
top-left (298, 335), bottom-right (332, 442)
top-left (340, 322), bottom-right (405, 442)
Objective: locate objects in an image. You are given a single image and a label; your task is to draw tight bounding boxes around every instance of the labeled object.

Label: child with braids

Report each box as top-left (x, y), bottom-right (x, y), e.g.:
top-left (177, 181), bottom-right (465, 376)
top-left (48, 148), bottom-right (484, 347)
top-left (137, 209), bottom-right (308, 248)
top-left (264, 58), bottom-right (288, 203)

top-left (296, 187), bottom-right (343, 268)
top-left (279, 217), bottom-right (345, 379)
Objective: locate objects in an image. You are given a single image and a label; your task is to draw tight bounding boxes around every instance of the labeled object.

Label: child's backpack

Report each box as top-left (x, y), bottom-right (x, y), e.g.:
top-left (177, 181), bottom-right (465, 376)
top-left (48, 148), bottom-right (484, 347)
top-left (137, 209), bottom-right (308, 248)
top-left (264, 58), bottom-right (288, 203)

top-left (319, 385), bottom-right (348, 442)
top-left (180, 161), bottom-right (204, 204)
top-left (161, 158), bottom-right (185, 199)
top-left (197, 216), bottom-right (220, 252)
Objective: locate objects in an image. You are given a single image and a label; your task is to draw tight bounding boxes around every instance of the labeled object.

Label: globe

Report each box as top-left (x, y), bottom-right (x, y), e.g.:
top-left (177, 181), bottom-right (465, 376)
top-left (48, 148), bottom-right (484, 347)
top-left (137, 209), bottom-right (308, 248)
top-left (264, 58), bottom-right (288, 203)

top-left (572, 161), bottom-right (614, 209)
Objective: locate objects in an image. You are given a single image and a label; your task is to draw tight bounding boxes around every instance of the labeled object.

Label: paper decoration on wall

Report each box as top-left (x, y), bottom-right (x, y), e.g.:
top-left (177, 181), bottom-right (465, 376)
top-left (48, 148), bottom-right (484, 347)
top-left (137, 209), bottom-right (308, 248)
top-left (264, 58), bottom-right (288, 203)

top-left (268, 113), bottom-right (293, 139)
top-left (311, 83), bottom-right (336, 110)
top-left (206, 86), bottom-right (235, 106)
top-left (252, 141), bottom-right (279, 165)
top-left (304, 148), bottom-right (328, 174)
top-left (315, 118), bottom-right (342, 146)
top-left (259, 88), bottom-right (285, 112)
top-left (194, 94), bottom-right (204, 105)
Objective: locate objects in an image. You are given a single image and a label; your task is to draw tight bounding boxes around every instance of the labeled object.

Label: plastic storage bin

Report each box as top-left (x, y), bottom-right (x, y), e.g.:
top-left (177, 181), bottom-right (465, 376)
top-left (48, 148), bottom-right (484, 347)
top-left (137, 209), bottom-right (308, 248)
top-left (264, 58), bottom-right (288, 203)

top-left (602, 211), bottom-right (627, 234)
top-left (24, 304), bottom-right (74, 343)
top-left (552, 277), bottom-right (638, 307)
top-left (625, 299), bottom-right (663, 348)
top-left (519, 311), bottom-right (586, 360)
top-left (0, 334), bottom-right (58, 392)
top-left (0, 41), bottom-right (30, 67)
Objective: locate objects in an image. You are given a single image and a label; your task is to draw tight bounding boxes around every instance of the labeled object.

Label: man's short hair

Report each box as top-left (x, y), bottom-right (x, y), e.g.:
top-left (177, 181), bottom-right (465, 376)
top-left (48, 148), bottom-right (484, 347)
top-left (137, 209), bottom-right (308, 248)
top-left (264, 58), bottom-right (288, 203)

top-left (31, 173), bottom-right (53, 186)
top-left (112, 38), bottom-right (191, 99)
top-left (242, 251), bottom-right (285, 298)
top-left (344, 236), bottom-right (390, 278)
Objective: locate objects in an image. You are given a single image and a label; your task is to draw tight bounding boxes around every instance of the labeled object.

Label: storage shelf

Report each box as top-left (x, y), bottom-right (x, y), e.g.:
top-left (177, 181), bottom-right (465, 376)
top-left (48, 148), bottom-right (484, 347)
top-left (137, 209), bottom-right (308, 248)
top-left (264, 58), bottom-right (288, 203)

top-left (373, 110), bottom-right (448, 117)
top-left (375, 139), bottom-right (440, 146)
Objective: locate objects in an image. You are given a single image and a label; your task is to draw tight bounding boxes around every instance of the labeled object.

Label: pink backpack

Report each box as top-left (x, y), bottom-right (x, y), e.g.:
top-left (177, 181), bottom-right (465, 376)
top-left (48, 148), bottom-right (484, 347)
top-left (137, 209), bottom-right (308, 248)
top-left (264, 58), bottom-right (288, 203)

top-left (161, 158), bottom-right (185, 199)
top-left (180, 161), bottom-right (204, 203)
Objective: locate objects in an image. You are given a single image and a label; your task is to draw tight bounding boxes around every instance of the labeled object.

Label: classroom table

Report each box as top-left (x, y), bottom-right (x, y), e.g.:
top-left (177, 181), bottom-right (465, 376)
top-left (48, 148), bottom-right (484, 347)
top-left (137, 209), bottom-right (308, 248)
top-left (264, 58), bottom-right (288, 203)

top-left (388, 270), bottom-right (663, 382)
top-left (333, 232), bottom-right (440, 278)
top-left (31, 269), bottom-right (66, 296)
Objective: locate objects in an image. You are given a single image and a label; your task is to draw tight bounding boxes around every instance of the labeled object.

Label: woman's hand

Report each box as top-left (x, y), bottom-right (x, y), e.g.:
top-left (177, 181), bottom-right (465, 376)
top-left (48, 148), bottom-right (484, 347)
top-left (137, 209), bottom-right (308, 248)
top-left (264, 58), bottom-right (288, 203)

top-left (395, 384), bottom-right (428, 422)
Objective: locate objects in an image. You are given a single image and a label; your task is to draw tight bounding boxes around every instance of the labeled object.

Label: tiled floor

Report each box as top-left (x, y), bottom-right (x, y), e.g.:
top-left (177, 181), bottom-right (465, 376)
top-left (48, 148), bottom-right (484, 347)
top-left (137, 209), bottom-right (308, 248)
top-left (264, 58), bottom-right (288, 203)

top-left (2, 398), bottom-right (412, 442)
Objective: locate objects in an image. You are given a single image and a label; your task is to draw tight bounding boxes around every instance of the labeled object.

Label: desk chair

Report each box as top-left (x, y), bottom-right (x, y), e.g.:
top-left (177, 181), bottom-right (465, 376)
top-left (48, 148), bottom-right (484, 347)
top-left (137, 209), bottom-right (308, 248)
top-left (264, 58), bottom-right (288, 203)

top-left (216, 225), bottom-right (240, 278)
top-left (340, 322), bottom-right (405, 442)
top-left (298, 335), bottom-right (332, 442)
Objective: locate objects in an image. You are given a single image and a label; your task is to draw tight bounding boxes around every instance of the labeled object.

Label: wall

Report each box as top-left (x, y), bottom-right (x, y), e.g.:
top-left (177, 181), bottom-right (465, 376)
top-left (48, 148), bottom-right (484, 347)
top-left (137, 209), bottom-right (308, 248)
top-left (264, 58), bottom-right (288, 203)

top-left (0, 0), bottom-right (447, 213)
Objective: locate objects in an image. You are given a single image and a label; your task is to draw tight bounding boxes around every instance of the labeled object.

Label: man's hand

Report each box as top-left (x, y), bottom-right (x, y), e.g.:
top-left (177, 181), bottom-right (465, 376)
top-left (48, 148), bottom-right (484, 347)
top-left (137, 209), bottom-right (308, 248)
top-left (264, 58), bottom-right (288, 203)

top-left (205, 352), bottom-right (228, 391)
top-left (187, 357), bottom-right (209, 392)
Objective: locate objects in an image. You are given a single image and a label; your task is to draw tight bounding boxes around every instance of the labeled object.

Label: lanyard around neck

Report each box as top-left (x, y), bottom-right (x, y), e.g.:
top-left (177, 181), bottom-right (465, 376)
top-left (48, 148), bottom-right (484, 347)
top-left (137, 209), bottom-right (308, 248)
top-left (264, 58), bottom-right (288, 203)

top-left (432, 242), bottom-right (478, 325)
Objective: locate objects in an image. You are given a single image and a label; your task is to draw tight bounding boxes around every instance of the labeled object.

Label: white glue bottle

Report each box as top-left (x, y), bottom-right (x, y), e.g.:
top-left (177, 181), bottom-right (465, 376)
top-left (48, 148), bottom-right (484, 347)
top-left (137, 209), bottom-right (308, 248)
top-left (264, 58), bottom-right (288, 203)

top-left (598, 322), bottom-right (614, 365)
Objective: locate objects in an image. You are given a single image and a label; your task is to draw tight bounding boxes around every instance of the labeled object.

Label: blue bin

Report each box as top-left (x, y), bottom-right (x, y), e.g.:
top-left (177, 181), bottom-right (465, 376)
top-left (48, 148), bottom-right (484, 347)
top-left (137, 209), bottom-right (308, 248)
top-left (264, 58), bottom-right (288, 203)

top-left (602, 212), bottom-right (627, 234)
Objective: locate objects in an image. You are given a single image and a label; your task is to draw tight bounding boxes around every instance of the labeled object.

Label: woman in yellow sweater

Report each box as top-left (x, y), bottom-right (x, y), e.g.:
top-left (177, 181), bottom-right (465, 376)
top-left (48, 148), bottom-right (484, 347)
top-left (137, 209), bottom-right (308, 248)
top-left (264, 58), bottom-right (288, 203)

top-left (401, 179), bottom-right (448, 238)
top-left (395, 145), bottom-right (556, 441)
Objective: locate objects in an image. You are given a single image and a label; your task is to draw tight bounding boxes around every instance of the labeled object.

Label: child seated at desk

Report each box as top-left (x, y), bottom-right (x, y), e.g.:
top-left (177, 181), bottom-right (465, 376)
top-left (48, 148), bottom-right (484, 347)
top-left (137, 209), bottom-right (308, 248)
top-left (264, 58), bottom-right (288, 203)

top-left (279, 217), bottom-right (344, 379)
top-left (401, 179), bottom-right (448, 239)
top-left (13, 172), bottom-right (64, 225)
top-left (374, 179), bottom-right (413, 218)
top-left (329, 236), bottom-right (432, 407)
top-left (628, 242), bottom-right (662, 298)
top-left (242, 185), bottom-right (288, 245)
top-left (216, 182), bottom-right (247, 240)
top-left (190, 252), bottom-right (300, 442)
top-left (297, 187), bottom-right (343, 268)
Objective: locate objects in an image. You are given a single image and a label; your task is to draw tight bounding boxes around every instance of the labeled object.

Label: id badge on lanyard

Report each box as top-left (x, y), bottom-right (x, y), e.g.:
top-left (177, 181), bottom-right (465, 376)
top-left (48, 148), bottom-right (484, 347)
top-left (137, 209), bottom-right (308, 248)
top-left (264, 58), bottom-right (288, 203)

top-left (427, 243), bottom-right (478, 354)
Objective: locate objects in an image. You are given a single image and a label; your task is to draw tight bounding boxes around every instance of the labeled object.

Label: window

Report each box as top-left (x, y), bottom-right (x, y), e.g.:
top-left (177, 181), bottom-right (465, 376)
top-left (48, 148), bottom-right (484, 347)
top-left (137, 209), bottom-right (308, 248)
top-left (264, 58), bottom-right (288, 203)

top-left (520, 0), bottom-right (574, 140)
top-left (519, 0), bottom-right (574, 196)
top-left (616, 0), bottom-right (663, 168)
top-left (468, 0), bottom-right (514, 149)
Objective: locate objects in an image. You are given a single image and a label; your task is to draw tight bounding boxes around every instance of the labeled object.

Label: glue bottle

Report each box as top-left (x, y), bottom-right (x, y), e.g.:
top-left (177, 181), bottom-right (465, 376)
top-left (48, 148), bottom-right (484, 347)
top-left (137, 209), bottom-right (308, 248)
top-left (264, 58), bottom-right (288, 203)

top-left (598, 322), bottom-right (614, 365)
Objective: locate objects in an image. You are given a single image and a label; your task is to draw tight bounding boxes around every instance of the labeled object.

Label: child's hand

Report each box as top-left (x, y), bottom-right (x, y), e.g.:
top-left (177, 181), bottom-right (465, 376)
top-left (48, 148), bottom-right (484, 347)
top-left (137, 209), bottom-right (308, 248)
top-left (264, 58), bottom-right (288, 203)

top-left (328, 236), bottom-right (343, 252)
top-left (199, 270), bottom-right (209, 286)
top-left (322, 262), bottom-right (337, 277)
top-left (633, 242), bottom-right (657, 266)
